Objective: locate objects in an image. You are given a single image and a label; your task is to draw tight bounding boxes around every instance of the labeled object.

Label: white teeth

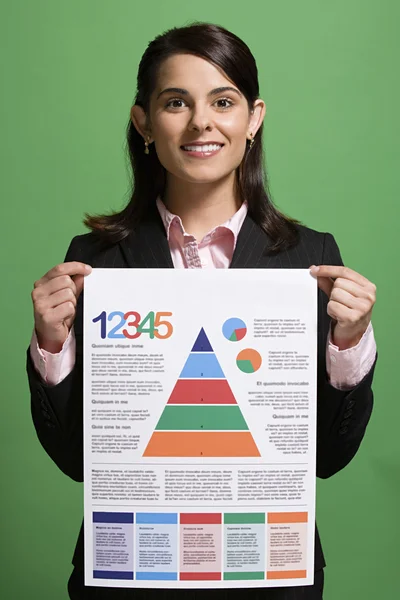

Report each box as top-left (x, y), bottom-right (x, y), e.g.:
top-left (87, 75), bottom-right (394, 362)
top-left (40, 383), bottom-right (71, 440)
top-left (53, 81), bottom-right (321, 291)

top-left (183, 144), bottom-right (222, 152)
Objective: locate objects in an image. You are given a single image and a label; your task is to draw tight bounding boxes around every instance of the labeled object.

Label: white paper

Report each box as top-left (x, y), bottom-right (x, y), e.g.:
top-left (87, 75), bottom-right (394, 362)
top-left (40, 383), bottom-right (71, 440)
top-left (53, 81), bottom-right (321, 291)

top-left (83, 269), bottom-right (318, 588)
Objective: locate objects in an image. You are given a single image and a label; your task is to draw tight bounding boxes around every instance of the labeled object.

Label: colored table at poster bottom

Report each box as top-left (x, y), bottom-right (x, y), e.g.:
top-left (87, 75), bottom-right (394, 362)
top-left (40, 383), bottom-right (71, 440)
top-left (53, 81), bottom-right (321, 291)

top-left (267, 512), bottom-right (308, 580)
top-left (180, 514), bottom-right (222, 580)
top-left (223, 513), bottom-right (265, 580)
top-left (93, 512), bottom-right (134, 580)
top-left (136, 513), bottom-right (178, 581)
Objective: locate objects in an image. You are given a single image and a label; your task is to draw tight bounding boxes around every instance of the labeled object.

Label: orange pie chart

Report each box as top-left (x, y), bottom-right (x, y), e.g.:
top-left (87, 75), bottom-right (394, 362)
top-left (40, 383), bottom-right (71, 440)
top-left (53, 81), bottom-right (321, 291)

top-left (236, 349), bottom-right (262, 373)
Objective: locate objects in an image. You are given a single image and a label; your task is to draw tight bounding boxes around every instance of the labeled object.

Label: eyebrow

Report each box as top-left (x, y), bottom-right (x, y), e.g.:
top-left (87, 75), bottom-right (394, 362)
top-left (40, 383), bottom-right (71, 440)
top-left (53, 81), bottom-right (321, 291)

top-left (156, 86), bottom-right (242, 100)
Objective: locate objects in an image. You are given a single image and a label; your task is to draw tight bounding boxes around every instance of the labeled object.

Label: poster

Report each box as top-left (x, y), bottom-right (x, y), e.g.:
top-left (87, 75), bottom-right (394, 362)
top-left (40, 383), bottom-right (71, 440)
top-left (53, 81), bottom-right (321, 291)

top-left (83, 268), bottom-right (318, 588)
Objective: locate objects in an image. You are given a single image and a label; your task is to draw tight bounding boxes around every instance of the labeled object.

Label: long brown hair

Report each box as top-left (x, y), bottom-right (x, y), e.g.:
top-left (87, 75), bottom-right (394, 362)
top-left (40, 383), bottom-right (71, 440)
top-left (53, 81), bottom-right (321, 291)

top-left (84, 21), bottom-right (302, 253)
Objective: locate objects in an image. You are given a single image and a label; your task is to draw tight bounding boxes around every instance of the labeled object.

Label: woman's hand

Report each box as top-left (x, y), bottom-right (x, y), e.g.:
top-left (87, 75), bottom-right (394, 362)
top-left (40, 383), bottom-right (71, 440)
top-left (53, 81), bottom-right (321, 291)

top-left (309, 264), bottom-right (376, 350)
top-left (32, 261), bottom-right (92, 353)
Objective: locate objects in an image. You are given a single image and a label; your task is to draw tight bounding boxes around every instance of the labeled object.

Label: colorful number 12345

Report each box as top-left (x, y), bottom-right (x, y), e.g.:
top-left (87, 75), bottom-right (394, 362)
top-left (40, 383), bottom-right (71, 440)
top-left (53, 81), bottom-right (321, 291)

top-left (92, 311), bottom-right (173, 340)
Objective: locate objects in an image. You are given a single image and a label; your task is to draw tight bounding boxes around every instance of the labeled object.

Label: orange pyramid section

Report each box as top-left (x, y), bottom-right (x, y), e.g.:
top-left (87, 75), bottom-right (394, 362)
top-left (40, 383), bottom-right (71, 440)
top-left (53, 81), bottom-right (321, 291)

top-left (143, 328), bottom-right (260, 457)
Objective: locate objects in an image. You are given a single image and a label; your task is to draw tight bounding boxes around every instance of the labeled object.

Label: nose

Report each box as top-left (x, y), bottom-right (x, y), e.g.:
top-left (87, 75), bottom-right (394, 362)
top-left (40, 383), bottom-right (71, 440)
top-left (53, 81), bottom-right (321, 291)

top-left (188, 104), bottom-right (213, 132)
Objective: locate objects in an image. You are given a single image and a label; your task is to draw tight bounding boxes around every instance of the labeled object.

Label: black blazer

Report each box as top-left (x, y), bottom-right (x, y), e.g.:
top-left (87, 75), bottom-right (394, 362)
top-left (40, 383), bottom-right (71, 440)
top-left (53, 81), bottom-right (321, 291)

top-left (26, 208), bottom-right (377, 588)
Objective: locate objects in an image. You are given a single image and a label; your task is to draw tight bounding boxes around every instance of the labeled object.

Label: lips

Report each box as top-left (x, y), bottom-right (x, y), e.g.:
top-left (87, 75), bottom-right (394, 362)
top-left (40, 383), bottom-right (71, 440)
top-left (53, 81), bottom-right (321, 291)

top-left (180, 142), bottom-right (225, 147)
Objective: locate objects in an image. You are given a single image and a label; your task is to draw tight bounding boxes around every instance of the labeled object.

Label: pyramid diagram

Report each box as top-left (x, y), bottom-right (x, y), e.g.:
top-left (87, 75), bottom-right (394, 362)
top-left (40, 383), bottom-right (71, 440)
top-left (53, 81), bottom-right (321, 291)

top-left (143, 328), bottom-right (260, 457)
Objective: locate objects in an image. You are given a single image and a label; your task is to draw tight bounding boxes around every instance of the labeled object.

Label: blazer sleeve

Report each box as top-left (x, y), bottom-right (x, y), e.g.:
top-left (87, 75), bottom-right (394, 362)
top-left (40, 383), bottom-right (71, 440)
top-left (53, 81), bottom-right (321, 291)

top-left (27, 236), bottom-right (85, 482)
top-left (316, 232), bottom-right (378, 479)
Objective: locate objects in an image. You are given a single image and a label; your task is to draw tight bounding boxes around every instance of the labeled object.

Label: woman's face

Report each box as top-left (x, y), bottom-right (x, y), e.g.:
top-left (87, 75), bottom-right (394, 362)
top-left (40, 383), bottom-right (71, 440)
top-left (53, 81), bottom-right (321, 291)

top-left (132, 53), bottom-right (265, 184)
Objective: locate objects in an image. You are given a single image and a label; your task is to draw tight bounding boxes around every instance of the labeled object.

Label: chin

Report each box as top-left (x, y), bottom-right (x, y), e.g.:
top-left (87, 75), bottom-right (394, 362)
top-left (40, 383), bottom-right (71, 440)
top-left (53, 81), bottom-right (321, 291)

top-left (177, 164), bottom-right (236, 182)
top-left (183, 173), bottom-right (229, 184)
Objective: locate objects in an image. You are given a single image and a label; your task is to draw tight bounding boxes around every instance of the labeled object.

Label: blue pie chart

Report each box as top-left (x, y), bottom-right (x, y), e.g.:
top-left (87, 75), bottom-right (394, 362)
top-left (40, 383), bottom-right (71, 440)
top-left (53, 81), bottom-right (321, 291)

top-left (222, 318), bottom-right (247, 342)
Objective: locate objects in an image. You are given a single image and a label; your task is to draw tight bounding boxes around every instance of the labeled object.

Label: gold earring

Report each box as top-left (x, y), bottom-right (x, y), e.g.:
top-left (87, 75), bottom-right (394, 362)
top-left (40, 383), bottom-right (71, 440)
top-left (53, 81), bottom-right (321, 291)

top-left (144, 136), bottom-right (150, 154)
top-left (249, 133), bottom-right (255, 149)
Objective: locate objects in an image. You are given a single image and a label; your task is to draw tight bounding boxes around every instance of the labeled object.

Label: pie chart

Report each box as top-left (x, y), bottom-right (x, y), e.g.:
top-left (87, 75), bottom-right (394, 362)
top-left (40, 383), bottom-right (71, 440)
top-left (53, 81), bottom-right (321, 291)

top-left (222, 317), bottom-right (247, 342)
top-left (236, 349), bottom-right (262, 373)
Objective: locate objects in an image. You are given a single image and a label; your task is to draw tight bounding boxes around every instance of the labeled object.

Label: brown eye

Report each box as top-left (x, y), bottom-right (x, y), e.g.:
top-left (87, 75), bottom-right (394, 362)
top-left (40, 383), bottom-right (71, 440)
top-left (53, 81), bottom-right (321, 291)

top-left (215, 98), bottom-right (233, 108)
top-left (165, 98), bottom-right (186, 109)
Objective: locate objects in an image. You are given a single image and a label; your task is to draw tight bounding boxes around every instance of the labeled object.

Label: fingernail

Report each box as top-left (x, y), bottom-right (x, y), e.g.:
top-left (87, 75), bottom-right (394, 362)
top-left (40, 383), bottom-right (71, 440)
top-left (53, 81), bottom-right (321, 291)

top-left (310, 265), bottom-right (320, 272)
top-left (85, 264), bottom-right (92, 272)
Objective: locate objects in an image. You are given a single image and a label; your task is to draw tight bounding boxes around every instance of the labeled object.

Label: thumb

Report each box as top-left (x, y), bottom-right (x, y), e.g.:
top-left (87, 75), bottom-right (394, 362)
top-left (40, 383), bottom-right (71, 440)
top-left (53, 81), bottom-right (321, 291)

top-left (73, 274), bottom-right (85, 299)
top-left (316, 275), bottom-right (334, 298)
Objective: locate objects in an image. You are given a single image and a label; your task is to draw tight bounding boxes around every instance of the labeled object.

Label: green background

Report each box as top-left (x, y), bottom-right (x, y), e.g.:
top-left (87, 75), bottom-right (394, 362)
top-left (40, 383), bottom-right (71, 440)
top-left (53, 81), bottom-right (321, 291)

top-left (1, 1), bottom-right (398, 598)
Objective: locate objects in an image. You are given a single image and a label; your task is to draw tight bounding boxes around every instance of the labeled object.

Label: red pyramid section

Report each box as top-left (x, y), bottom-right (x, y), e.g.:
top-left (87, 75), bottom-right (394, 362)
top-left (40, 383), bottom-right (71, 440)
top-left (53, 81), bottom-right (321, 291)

top-left (168, 379), bottom-right (237, 405)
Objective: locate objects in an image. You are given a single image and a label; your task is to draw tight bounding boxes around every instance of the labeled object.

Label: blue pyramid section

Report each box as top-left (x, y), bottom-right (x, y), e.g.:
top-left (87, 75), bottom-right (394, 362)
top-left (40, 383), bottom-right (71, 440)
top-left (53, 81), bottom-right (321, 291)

top-left (180, 353), bottom-right (225, 378)
top-left (191, 327), bottom-right (213, 352)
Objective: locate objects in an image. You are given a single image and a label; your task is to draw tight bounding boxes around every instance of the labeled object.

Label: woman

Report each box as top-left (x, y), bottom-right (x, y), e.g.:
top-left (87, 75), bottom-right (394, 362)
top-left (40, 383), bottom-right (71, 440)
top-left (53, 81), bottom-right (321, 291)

top-left (27, 22), bottom-right (378, 600)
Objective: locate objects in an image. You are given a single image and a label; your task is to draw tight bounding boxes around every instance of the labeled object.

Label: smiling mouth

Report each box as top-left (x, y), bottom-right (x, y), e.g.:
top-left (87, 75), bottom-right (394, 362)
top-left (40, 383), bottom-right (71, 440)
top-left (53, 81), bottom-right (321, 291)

top-left (180, 143), bottom-right (224, 157)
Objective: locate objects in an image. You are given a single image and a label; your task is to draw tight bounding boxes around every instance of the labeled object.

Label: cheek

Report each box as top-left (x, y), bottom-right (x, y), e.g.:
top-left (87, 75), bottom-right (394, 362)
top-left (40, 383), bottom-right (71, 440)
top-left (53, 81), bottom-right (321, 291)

top-left (219, 112), bottom-right (248, 137)
top-left (153, 119), bottom-right (184, 159)
top-left (154, 141), bottom-right (186, 175)
top-left (155, 114), bottom-right (183, 139)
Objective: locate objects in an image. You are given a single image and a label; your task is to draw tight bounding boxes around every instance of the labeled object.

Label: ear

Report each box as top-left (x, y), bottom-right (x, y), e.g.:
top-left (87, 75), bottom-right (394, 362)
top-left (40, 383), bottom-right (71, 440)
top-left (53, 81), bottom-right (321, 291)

top-left (130, 105), bottom-right (152, 142)
top-left (248, 99), bottom-right (266, 139)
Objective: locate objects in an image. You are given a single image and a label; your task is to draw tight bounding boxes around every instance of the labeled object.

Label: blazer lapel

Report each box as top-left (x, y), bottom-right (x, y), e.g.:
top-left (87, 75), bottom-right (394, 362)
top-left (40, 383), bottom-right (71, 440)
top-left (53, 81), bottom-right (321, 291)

top-left (230, 213), bottom-right (276, 268)
top-left (119, 208), bottom-right (174, 269)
